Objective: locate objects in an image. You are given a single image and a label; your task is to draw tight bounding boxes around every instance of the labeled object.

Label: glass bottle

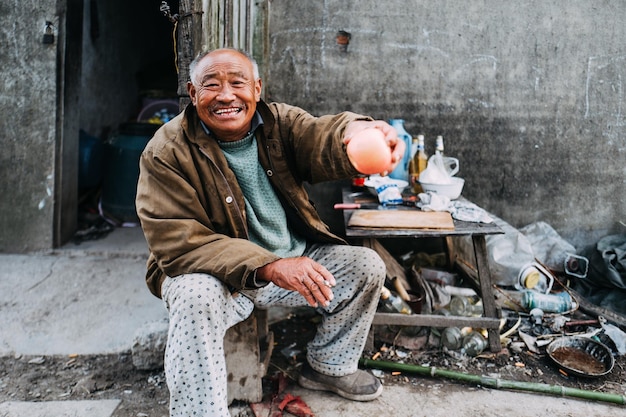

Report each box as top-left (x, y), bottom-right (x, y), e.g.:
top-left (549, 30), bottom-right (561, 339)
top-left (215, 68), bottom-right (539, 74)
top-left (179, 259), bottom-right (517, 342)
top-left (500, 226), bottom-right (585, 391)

top-left (430, 307), bottom-right (451, 337)
top-left (409, 135), bottom-right (428, 194)
top-left (461, 330), bottom-right (488, 356)
top-left (441, 326), bottom-right (472, 350)
top-left (379, 286), bottom-right (412, 315)
top-left (449, 295), bottom-right (483, 317)
top-left (408, 137), bottom-right (419, 193)
top-left (379, 287), bottom-right (422, 336)
top-left (417, 135), bottom-right (428, 175)
top-left (435, 135), bottom-right (444, 156)
top-left (387, 119), bottom-right (412, 182)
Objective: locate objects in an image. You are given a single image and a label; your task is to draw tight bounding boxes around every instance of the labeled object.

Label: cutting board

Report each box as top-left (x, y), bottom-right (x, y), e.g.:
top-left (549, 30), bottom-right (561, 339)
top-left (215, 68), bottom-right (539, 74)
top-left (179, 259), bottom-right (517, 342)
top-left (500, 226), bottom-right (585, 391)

top-left (348, 209), bottom-right (455, 230)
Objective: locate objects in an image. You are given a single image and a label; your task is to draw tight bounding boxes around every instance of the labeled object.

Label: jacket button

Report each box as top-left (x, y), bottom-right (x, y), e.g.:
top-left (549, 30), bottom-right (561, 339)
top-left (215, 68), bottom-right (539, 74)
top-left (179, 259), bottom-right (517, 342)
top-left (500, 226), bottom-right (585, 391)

top-left (266, 170), bottom-right (273, 177)
top-left (225, 196), bottom-right (233, 204)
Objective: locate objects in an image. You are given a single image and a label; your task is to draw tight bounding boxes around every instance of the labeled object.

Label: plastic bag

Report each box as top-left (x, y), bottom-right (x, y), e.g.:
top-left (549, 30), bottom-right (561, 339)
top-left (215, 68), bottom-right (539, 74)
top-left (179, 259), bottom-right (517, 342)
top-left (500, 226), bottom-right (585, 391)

top-left (419, 154), bottom-right (458, 184)
top-left (486, 217), bottom-right (537, 287)
top-left (572, 234), bottom-right (626, 315)
top-left (520, 221), bottom-right (577, 273)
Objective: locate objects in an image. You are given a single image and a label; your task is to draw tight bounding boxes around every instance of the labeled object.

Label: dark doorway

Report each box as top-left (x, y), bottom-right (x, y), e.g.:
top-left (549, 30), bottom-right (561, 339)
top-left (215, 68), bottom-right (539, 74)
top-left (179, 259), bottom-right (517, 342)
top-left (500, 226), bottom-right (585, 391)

top-left (63, 0), bottom-right (179, 245)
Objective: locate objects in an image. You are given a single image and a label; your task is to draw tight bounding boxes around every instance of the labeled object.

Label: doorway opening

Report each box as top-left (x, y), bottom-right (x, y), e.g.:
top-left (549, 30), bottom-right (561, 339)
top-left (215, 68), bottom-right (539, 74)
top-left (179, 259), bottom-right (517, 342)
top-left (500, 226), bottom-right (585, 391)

top-left (72, 0), bottom-right (179, 245)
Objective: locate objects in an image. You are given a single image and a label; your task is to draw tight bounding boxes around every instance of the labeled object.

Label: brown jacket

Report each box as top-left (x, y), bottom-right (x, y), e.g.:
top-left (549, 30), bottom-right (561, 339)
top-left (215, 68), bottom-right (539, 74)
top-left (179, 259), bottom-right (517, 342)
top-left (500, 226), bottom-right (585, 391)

top-left (136, 100), bottom-right (369, 298)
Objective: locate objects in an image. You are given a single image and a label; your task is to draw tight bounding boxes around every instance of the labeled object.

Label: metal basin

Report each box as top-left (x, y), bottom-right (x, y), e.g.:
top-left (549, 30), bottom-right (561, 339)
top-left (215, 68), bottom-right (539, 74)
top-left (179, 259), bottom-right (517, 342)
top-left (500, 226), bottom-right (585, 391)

top-left (546, 336), bottom-right (614, 378)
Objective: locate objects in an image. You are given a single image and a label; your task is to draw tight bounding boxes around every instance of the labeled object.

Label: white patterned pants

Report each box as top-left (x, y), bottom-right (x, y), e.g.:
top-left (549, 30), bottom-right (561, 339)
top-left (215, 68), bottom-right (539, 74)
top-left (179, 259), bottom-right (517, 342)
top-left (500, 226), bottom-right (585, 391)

top-left (161, 243), bottom-right (385, 417)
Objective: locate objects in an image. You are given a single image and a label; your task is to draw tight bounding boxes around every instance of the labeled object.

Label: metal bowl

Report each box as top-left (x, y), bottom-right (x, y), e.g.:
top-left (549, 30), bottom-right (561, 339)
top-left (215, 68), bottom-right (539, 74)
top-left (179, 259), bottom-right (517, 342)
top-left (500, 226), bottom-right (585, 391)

top-left (546, 336), bottom-right (614, 378)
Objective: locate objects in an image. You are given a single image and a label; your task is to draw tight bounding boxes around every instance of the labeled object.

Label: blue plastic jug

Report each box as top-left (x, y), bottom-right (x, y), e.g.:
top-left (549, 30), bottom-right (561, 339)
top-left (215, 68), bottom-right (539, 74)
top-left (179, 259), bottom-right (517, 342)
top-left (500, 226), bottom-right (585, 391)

top-left (388, 119), bottom-right (412, 182)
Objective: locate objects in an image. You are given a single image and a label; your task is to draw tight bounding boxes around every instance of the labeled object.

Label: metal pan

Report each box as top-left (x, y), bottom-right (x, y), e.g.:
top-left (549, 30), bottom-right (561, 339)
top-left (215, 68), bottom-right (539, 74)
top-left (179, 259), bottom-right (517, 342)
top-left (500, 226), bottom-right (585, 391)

top-left (546, 336), bottom-right (614, 378)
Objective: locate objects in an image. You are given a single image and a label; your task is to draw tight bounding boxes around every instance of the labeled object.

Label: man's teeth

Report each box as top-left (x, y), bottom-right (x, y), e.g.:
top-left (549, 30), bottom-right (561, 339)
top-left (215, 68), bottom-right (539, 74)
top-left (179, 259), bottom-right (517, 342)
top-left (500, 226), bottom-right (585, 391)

top-left (215, 108), bottom-right (241, 115)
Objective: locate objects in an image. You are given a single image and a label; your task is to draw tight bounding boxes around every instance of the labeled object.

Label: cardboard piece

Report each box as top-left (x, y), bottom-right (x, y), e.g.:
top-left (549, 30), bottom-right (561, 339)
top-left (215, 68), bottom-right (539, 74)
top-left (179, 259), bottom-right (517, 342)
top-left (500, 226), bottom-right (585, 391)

top-left (347, 209), bottom-right (455, 230)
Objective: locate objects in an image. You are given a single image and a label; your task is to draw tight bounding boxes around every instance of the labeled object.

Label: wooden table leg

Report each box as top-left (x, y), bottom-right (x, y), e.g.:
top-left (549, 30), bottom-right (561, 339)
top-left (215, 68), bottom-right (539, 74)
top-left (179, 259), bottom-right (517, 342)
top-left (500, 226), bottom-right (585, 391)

top-left (472, 234), bottom-right (502, 352)
top-left (445, 236), bottom-right (456, 269)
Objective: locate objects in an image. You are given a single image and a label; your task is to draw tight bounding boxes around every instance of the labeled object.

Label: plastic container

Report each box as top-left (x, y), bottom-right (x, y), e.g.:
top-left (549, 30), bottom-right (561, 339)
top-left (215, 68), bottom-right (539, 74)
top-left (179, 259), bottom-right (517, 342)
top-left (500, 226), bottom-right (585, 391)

top-left (387, 119), bottom-right (412, 182)
top-left (522, 291), bottom-right (573, 313)
top-left (78, 129), bottom-right (103, 190)
top-left (419, 267), bottom-right (458, 286)
top-left (515, 262), bottom-right (554, 294)
top-left (137, 99), bottom-right (179, 124)
top-left (101, 123), bottom-right (159, 223)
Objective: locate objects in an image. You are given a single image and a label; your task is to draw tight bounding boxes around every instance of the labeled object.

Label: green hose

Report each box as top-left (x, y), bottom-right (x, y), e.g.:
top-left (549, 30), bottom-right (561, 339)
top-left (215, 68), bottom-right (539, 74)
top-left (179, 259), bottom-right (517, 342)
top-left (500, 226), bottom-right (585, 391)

top-left (360, 358), bottom-right (626, 406)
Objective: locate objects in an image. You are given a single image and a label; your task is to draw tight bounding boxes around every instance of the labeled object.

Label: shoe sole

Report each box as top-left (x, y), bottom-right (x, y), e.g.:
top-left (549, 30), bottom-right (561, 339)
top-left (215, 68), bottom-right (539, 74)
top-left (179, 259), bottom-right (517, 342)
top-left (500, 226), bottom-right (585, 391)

top-left (298, 374), bottom-right (383, 402)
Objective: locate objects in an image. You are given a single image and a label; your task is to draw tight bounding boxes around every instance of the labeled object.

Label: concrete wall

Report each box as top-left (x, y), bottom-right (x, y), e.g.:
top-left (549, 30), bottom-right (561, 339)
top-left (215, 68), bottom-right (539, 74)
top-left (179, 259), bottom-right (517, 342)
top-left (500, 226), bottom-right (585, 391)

top-left (266, 1), bottom-right (626, 248)
top-left (0, 1), bottom-right (59, 251)
top-left (0, 0), bottom-right (176, 252)
top-left (1, 0), bottom-right (623, 252)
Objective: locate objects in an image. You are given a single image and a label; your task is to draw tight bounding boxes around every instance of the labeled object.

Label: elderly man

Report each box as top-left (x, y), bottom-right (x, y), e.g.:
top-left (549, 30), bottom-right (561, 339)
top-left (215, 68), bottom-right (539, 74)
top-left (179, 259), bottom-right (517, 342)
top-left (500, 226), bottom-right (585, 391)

top-left (136, 48), bottom-right (405, 417)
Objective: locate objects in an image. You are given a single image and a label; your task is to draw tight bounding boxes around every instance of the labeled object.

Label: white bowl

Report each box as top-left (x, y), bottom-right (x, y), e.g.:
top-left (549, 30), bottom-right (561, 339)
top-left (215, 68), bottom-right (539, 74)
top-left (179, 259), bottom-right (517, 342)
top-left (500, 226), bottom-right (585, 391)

top-left (419, 177), bottom-right (465, 199)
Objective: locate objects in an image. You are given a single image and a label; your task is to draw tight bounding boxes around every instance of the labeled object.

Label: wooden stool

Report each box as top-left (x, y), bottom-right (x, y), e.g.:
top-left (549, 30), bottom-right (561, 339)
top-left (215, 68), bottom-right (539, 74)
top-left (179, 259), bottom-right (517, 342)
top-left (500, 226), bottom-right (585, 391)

top-left (225, 309), bottom-right (274, 404)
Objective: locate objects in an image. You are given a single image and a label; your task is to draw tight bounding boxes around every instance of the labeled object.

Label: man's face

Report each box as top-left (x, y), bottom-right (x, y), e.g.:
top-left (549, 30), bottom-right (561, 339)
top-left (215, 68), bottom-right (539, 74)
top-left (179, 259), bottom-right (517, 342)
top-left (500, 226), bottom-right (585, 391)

top-left (188, 50), bottom-right (262, 142)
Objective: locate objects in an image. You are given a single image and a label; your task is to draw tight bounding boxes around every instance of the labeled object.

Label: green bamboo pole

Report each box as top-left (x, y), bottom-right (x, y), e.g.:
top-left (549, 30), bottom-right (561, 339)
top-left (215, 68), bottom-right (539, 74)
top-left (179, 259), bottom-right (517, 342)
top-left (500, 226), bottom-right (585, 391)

top-left (360, 358), bottom-right (626, 406)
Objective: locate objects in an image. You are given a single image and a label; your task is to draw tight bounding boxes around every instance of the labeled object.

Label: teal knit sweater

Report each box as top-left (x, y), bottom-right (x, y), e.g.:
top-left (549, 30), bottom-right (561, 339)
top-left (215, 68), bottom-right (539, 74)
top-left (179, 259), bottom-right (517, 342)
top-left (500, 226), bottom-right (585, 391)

top-left (219, 133), bottom-right (307, 258)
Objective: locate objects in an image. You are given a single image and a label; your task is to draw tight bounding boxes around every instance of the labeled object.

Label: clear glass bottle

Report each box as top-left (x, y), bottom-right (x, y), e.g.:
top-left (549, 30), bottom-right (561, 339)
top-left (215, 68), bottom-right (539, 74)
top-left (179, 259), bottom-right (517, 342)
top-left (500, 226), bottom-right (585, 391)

top-left (441, 326), bottom-right (472, 350)
top-left (449, 295), bottom-right (483, 317)
top-left (435, 135), bottom-right (444, 156)
top-left (430, 307), bottom-right (451, 337)
top-left (379, 286), bottom-right (412, 315)
top-left (379, 287), bottom-right (422, 336)
top-left (461, 330), bottom-right (487, 356)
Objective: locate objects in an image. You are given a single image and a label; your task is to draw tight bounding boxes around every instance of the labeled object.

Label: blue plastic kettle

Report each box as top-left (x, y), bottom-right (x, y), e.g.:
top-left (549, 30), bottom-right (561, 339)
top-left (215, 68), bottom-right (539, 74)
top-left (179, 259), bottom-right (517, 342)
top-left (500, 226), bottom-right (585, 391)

top-left (388, 119), bottom-right (412, 182)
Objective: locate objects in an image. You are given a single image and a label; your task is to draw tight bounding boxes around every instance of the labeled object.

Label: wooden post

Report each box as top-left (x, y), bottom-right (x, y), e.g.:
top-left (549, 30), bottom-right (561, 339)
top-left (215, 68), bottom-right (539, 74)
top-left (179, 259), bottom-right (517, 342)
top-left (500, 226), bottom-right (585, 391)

top-left (177, 0), bottom-right (204, 109)
top-left (472, 234), bottom-right (502, 352)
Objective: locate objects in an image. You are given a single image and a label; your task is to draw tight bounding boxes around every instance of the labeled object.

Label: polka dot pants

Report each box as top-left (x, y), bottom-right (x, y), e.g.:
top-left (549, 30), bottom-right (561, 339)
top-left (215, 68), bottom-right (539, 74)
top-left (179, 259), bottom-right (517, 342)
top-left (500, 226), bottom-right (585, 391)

top-left (161, 244), bottom-right (385, 417)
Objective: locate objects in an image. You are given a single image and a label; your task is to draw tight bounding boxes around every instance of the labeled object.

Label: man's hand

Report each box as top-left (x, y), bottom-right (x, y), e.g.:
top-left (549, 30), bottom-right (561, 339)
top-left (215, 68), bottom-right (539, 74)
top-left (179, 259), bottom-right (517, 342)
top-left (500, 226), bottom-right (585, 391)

top-left (343, 120), bottom-right (406, 177)
top-left (257, 257), bottom-right (336, 307)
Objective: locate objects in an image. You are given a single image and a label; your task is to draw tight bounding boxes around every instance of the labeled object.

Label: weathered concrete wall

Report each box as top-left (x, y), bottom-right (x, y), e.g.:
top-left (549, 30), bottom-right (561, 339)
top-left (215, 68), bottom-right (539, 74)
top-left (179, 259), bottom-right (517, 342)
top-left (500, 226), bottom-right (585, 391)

top-left (267, 1), bottom-right (626, 248)
top-left (2, 0), bottom-right (623, 252)
top-left (0, 1), bottom-right (59, 251)
top-left (0, 0), bottom-right (176, 253)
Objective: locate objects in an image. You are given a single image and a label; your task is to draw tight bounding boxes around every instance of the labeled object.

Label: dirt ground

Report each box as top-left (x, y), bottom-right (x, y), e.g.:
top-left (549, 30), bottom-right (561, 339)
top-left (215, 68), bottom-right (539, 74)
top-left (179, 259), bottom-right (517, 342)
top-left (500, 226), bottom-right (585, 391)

top-left (1, 309), bottom-right (624, 417)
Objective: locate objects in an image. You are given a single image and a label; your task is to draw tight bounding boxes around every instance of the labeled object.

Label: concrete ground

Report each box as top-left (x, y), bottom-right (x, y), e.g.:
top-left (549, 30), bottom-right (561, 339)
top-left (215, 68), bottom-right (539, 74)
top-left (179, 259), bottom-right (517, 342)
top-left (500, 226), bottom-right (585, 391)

top-left (1, 227), bottom-right (625, 416)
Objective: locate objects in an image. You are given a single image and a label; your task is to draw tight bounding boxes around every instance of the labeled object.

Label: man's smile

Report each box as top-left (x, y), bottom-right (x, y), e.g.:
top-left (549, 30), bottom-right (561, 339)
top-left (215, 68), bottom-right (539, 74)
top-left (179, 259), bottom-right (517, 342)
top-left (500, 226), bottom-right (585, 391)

top-left (213, 106), bottom-right (243, 116)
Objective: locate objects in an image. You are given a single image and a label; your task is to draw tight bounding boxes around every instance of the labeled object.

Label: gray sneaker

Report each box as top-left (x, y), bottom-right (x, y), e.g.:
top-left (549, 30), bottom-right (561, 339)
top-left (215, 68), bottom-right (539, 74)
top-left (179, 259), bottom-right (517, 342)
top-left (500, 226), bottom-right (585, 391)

top-left (298, 363), bottom-right (383, 401)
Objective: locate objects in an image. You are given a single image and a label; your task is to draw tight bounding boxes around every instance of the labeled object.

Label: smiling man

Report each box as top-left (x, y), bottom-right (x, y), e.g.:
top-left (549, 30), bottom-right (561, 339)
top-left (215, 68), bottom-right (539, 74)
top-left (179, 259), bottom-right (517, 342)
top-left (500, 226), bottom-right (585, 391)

top-left (189, 49), bottom-right (262, 141)
top-left (136, 48), bottom-right (405, 417)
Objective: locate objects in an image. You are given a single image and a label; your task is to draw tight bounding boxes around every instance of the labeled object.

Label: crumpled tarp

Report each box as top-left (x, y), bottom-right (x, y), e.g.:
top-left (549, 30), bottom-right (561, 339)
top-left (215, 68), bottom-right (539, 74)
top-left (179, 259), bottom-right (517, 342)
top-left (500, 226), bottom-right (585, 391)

top-left (573, 234), bottom-right (626, 315)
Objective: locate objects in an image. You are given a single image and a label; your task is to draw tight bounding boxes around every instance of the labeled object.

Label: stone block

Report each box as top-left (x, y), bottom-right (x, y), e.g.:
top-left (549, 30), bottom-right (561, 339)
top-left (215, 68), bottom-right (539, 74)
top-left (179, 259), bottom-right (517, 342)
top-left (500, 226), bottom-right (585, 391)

top-left (131, 319), bottom-right (169, 370)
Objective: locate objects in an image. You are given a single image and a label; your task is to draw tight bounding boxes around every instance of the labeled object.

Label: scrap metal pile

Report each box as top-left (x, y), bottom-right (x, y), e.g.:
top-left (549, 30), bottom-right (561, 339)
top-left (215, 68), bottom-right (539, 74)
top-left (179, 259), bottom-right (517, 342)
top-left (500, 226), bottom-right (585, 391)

top-left (370, 223), bottom-right (626, 380)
